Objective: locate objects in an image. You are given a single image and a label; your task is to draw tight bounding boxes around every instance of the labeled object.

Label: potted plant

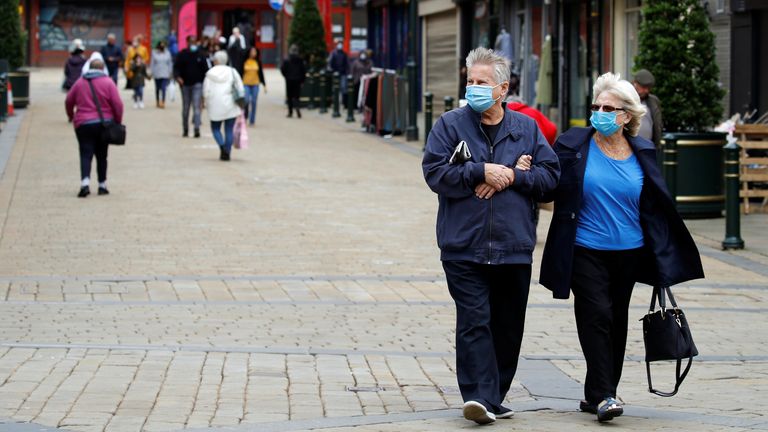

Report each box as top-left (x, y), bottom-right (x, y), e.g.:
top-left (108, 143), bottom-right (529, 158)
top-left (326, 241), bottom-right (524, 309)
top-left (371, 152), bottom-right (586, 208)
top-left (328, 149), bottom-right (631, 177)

top-left (287, 0), bottom-right (327, 108)
top-left (634, 0), bottom-right (726, 218)
top-left (0, 0), bottom-right (29, 109)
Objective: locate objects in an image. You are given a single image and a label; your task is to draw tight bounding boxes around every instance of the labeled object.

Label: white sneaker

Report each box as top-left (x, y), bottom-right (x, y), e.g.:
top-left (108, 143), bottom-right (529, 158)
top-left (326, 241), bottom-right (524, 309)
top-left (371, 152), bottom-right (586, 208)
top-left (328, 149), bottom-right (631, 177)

top-left (133, 102), bottom-right (138, 109)
top-left (139, 101), bottom-right (145, 109)
top-left (462, 401), bottom-right (496, 424)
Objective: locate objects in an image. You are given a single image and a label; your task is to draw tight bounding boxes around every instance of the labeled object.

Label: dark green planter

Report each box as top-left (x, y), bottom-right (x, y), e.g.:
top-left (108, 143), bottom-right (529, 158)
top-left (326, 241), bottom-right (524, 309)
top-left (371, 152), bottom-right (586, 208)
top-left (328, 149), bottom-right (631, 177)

top-left (8, 69), bottom-right (30, 108)
top-left (662, 131), bottom-right (727, 218)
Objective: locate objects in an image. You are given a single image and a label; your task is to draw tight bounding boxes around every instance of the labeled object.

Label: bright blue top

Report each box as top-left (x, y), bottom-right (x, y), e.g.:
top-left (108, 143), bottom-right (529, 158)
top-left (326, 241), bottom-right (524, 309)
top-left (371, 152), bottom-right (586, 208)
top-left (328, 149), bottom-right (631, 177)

top-left (575, 139), bottom-right (645, 250)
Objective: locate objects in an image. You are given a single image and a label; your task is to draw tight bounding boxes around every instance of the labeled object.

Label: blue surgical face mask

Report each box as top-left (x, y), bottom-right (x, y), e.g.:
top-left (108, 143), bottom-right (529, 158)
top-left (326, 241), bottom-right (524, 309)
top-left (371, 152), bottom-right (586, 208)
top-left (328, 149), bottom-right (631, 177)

top-left (466, 83), bottom-right (503, 113)
top-left (190, 45), bottom-right (198, 52)
top-left (590, 110), bottom-right (622, 136)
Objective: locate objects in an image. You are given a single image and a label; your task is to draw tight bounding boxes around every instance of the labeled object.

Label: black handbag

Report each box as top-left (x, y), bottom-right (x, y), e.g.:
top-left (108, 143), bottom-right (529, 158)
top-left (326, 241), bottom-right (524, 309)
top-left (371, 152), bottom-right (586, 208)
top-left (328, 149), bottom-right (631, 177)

top-left (640, 286), bottom-right (698, 397)
top-left (86, 78), bottom-right (126, 145)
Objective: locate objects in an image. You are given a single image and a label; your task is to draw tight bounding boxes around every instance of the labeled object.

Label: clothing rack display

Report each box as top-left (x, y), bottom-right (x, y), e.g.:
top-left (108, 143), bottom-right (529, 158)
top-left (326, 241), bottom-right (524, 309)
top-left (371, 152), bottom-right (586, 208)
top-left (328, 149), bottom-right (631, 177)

top-left (358, 68), bottom-right (408, 136)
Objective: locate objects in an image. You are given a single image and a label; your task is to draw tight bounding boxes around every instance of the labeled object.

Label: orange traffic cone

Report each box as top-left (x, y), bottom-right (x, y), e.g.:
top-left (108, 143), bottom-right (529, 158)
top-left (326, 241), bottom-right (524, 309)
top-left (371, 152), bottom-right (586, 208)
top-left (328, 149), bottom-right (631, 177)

top-left (6, 81), bottom-right (14, 116)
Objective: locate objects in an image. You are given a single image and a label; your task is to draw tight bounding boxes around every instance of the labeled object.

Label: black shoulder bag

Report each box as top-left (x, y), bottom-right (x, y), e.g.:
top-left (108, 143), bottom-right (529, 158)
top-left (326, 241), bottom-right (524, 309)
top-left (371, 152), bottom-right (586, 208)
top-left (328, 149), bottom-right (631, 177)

top-left (86, 78), bottom-right (126, 145)
top-left (641, 286), bottom-right (698, 397)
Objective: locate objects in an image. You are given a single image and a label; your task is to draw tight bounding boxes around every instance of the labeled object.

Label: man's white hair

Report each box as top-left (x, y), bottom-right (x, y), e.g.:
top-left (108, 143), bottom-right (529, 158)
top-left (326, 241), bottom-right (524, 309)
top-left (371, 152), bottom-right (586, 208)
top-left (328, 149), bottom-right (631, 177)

top-left (593, 72), bottom-right (647, 137)
top-left (213, 50), bottom-right (229, 65)
top-left (466, 47), bottom-right (510, 91)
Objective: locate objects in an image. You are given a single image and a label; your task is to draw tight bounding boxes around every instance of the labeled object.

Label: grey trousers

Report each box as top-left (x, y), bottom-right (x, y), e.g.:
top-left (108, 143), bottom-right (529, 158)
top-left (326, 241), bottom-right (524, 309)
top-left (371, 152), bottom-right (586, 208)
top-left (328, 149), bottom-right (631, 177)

top-left (181, 83), bottom-right (203, 131)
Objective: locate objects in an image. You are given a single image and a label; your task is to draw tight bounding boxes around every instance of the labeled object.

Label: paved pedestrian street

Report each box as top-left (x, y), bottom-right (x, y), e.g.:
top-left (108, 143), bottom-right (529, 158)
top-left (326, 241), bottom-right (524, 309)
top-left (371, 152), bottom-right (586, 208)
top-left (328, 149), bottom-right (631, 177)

top-left (0, 69), bottom-right (767, 432)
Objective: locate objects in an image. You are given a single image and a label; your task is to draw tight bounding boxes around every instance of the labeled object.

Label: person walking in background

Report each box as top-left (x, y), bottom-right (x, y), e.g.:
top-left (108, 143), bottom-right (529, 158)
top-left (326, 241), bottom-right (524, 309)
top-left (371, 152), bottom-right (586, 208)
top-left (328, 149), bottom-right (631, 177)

top-left (632, 69), bottom-right (663, 148)
top-left (421, 47), bottom-right (560, 425)
top-left (327, 39), bottom-right (349, 107)
top-left (65, 57), bottom-right (123, 198)
top-left (150, 41), bottom-right (173, 108)
top-left (174, 36), bottom-right (209, 138)
top-left (63, 39), bottom-right (86, 91)
top-left (505, 72), bottom-right (557, 145)
top-left (350, 49), bottom-right (372, 107)
top-left (539, 72), bottom-right (702, 422)
top-left (280, 45), bottom-right (306, 119)
top-left (242, 47), bottom-right (266, 126)
top-left (203, 51), bottom-right (244, 161)
top-left (129, 55), bottom-right (149, 109)
top-left (125, 35), bottom-right (149, 89)
top-left (227, 27), bottom-right (247, 76)
top-left (167, 30), bottom-right (179, 61)
top-left (100, 33), bottom-right (123, 84)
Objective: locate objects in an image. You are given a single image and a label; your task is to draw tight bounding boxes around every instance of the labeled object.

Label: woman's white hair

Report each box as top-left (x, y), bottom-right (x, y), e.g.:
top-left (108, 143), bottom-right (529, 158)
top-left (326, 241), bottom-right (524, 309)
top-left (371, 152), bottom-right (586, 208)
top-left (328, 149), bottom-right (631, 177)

top-left (213, 50), bottom-right (229, 65)
top-left (593, 72), bottom-right (647, 137)
top-left (466, 47), bottom-right (510, 94)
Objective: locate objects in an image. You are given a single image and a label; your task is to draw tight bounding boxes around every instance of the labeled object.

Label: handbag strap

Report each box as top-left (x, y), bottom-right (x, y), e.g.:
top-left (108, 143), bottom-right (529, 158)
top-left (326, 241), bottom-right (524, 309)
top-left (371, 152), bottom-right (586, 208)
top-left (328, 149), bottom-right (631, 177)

top-left (86, 78), bottom-right (106, 124)
top-left (646, 355), bottom-right (693, 397)
top-left (649, 286), bottom-right (679, 313)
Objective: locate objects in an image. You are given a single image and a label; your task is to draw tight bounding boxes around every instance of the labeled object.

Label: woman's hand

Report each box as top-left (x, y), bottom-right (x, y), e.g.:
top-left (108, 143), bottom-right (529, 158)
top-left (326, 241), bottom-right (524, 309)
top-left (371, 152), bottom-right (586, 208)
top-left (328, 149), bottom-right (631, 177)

top-left (515, 155), bottom-right (532, 171)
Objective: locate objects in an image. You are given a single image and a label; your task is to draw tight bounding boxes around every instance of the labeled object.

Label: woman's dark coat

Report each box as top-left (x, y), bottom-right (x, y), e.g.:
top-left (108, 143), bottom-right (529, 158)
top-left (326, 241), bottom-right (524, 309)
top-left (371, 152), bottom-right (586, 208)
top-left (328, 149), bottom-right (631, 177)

top-left (539, 127), bottom-right (704, 299)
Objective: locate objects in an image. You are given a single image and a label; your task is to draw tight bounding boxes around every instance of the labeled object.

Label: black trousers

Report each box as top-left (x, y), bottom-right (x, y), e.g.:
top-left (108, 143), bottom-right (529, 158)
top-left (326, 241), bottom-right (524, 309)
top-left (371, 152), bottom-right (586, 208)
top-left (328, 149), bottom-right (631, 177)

top-left (442, 261), bottom-right (531, 413)
top-left (75, 123), bottom-right (109, 182)
top-left (571, 246), bottom-right (640, 404)
top-left (285, 80), bottom-right (302, 115)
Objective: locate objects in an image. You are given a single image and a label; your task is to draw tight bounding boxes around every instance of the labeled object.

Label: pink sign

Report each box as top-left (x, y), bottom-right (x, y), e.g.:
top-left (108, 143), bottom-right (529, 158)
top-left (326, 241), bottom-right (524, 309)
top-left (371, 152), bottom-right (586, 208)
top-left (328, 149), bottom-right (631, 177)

top-left (178, 0), bottom-right (197, 50)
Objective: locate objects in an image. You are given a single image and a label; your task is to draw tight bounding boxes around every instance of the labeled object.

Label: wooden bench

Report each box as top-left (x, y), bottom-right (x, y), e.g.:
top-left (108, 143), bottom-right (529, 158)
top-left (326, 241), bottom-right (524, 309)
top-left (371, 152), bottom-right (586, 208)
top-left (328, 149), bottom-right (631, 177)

top-left (735, 124), bottom-right (768, 214)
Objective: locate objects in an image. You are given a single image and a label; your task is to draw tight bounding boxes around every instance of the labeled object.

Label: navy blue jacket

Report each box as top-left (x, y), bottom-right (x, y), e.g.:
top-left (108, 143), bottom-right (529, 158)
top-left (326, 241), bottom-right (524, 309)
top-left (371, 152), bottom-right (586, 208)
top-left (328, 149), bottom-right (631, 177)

top-left (422, 106), bottom-right (560, 265)
top-left (539, 127), bottom-right (704, 299)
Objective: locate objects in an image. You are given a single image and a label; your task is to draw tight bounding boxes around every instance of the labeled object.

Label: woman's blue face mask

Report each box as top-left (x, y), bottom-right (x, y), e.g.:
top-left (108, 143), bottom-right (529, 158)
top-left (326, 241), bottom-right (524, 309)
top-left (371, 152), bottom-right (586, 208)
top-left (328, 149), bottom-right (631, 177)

top-left (466, 83), bottom-right (504, 113)
top-left (590, 110), bottom-right (622, 136)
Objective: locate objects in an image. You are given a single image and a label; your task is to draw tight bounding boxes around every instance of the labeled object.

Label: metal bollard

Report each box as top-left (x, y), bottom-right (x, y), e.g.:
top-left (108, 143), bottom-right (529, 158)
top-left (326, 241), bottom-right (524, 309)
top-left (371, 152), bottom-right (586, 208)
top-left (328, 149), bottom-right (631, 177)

top-left (319, 70), bottom-right (328, 114)
top-left (332, 72), bottom-right (341, 118)
top-left (346, 74), bottom-right (355, 122)
top-left (444, 96), bottom-right (454, 113)
top-left (662, 134), bottom-right (677, 202)
top-left (722, 140), bottom-right (745, 249)
top-left (423, 92), bottom-right (433, 149)
top-left (307, 69), bottom-right (316, 110)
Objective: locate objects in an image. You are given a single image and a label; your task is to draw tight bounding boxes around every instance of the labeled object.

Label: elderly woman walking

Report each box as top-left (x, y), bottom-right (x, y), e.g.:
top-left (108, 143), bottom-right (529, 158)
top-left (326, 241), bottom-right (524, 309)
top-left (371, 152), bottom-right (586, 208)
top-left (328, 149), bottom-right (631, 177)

top-left (203, 50), bottom-right (244, 161)
top-left (538, 72), bottom-right (703, 422)
top-left (65, 57), bottom-right (124, 197)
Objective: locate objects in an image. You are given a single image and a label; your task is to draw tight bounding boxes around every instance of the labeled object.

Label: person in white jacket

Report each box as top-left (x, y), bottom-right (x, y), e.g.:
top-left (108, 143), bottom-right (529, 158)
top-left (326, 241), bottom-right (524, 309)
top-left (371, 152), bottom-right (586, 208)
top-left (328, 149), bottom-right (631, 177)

top-left (203, 50), bottom-right (244, 161)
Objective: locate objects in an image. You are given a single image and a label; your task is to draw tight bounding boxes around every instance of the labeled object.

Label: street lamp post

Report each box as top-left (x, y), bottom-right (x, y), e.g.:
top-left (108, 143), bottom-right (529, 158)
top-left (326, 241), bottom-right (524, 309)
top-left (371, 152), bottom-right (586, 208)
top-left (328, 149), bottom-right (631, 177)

top-left (405, 0), bottom-right (419, 142)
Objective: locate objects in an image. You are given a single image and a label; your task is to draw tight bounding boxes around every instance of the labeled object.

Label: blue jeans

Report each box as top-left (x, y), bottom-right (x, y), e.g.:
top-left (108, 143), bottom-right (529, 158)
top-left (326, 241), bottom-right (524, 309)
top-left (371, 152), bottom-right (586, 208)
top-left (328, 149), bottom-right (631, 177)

top-left (211, 117), bottom-right (236, 154)
top-left (155, 78), bottom-right (169, 102)
top-left (182, 83), bottom-right (203, 131)
top-left (244, 85), bottom-right (260, 124)
top-left (133, 85), bottom-right (144, 102)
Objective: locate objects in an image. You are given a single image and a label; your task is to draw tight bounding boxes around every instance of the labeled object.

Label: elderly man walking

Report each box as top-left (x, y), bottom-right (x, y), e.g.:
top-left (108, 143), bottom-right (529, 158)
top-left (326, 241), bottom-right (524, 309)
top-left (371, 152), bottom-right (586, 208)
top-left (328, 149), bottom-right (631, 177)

top-left (632, 69), bottom-right (663, 148)
top-left (422, 47), bottom-right (560, 424)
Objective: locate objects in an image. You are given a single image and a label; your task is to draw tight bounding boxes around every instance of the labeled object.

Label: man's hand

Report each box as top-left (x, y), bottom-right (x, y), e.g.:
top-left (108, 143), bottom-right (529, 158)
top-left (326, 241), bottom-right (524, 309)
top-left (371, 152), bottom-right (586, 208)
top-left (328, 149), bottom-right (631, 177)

top-left (516, 154), bottom-right (532, 171)
top-left (475, 183), bottom-right (497, 199)
top-left (484, 163), bottom-right (515, 191)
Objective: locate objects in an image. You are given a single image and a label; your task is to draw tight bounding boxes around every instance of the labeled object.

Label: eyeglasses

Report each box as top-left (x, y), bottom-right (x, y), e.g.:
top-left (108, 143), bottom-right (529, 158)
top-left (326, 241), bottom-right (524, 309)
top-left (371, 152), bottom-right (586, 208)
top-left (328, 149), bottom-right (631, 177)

top-left (590, 104), bottom-right (625, 113)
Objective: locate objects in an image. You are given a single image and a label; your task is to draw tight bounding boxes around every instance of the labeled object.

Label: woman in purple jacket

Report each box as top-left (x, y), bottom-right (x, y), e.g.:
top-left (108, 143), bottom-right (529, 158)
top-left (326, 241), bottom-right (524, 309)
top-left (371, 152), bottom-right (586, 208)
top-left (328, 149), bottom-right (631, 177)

top-left (65, 57), bottom-right (124, 198)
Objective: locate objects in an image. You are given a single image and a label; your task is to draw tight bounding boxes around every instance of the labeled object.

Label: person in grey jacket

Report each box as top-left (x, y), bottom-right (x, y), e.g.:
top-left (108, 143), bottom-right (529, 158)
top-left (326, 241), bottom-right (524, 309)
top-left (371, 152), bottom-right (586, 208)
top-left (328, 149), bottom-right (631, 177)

top-left (150, 41), bottom-right (174, 108)
top-left (633, 69), bottom-right (663, 148)
top-left (422, 47), bottom-right (560, 425)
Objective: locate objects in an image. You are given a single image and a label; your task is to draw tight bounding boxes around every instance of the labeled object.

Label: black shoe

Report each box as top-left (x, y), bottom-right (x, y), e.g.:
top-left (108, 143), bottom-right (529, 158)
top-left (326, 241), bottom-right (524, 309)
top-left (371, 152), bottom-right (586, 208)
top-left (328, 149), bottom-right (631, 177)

top-left (194, 129), bottom-right (200, 138)
top-left (596, 397), bottom-right (623, 422)
top-left (98, 187), bottom-right (109, 195)
top-left (495, 406), bottom-right (514, 419)
top-left (219, 148), bottom-right (231, 161)
top-left (183, 129), bottom-right (189, 137)
top-left (287, 112), bottom-right (293, 118)
top-left (296, 109), bottom-right (302, 119)
top-left (462, 401), bottom-right (495, 425)
top-left (77, 186), bottom-right (90, 198)
top-left (579, 400), bottom-right (597, 414)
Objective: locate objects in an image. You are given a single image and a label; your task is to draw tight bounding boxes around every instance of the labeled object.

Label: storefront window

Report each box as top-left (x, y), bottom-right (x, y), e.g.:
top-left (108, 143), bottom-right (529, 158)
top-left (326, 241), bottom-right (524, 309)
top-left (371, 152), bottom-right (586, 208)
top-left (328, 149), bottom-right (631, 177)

top-left (151, 1), bottom-right (171, 49)
top-left (39, 0), bottom-right (124, 51)
top-left (625, 0), bottom-right (642, 76)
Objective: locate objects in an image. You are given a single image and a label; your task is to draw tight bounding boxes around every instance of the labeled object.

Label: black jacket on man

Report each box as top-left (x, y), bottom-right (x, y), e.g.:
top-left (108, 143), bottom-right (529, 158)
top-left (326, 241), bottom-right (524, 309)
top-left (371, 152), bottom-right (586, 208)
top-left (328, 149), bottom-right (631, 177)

top-left (539, 127), bottom-right (703, 299)
top-left (280, 54), bottom-right (307, 82)
top-left (173, 48), bottom-right (209, 86)
top-left (646, 94), bottom-right (663, 148)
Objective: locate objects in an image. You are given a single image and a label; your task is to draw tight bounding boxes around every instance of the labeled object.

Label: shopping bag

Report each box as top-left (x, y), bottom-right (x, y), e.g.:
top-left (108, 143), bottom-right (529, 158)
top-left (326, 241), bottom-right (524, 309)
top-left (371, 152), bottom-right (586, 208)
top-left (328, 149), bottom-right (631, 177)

top-left (168, 80), bottom-right (176, 102)
top-left (233, 115), bottom-right (249, 149)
